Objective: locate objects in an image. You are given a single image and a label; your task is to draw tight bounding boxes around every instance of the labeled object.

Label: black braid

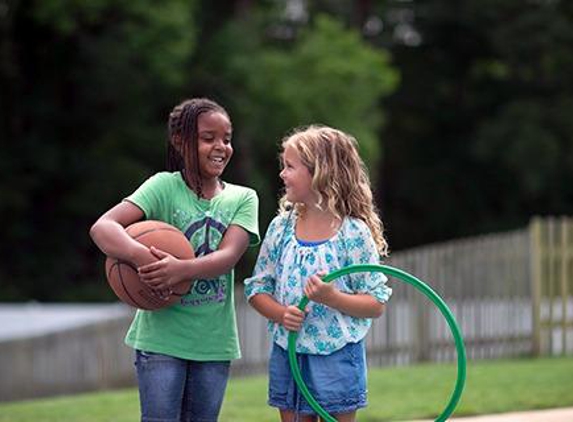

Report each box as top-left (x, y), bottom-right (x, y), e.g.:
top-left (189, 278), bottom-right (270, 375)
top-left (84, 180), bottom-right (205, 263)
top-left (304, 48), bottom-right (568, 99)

top-left (167, 98), bottom-right (229, 198)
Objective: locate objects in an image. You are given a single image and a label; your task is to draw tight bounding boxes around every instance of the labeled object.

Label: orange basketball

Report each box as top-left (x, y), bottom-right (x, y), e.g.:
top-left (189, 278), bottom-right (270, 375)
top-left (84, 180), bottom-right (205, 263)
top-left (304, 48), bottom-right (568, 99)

top-left (105, 220), bottom-right (195, 310)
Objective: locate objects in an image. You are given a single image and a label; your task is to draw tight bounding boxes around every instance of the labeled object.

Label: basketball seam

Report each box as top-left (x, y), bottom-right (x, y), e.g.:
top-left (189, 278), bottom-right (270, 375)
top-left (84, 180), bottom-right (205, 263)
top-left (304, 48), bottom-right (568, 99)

top-left (107, 260), bottom-right (137, 307)
top-left (115, 260), bottom-right (150, 310)
top-left (130, 227), bottom-right (182, 240)
top-left (132, 228), bottom-right (191, 259)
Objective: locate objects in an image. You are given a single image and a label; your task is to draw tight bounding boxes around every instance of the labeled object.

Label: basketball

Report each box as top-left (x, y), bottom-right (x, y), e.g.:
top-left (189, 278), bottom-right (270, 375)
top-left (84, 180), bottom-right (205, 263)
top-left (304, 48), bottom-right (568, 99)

top-left (105, 220), bottom-right (195, 310)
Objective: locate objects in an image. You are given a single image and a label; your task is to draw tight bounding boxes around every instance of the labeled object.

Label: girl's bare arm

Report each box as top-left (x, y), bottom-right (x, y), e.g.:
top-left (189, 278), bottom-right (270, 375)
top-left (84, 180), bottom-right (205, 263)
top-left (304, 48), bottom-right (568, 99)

top-left (249, 294), bottom-right (306, 331)
top-left (89, 201), bottom-right (154, 267)
top-left (304, 274), bottom-right (385, 318)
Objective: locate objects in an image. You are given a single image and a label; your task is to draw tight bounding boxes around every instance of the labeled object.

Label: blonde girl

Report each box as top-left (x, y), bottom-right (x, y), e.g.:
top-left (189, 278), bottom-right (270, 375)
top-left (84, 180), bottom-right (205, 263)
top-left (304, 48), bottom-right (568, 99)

top-left (245, 125), bottom-right (392, 422)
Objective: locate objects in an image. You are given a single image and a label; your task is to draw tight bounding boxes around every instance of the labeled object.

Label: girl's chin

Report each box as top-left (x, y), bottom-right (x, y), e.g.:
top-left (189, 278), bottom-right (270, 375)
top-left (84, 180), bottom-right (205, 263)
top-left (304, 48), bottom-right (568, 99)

top-left (201, 167), bottom-right (227, 179)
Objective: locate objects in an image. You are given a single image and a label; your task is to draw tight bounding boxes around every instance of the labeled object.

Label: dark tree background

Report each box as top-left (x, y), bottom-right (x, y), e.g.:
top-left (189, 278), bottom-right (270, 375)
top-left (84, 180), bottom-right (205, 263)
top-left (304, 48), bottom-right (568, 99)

top-left (1, 0), bottom-right (572, 301)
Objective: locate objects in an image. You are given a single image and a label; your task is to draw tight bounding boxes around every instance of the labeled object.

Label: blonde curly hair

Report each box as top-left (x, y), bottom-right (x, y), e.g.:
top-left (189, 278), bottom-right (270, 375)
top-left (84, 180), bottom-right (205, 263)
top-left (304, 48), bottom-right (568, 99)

top-left (279, 125), bottom-right (389, 257)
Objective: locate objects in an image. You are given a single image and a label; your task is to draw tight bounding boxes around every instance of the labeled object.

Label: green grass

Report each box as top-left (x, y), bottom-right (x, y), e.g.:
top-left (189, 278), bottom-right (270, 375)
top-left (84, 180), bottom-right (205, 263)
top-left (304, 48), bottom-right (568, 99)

top-left (1, 357), bottom-right (572, 421)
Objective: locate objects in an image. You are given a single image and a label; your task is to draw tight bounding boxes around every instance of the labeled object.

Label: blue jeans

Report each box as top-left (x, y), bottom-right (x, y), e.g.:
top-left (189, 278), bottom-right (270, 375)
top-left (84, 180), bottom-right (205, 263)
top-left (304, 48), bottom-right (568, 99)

top-left (135, 350), bottom-right (230, 422)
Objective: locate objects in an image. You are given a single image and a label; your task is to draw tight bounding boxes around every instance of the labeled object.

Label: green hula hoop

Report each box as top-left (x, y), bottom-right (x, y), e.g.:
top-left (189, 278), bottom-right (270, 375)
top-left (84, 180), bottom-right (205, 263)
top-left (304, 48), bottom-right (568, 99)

top-left (287, 264), bottom-right (467, 422)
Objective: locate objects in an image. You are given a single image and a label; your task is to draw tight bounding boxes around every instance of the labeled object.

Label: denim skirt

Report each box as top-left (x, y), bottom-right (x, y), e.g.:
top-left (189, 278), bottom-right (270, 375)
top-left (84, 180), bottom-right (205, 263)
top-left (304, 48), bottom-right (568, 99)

top-left (268, 341), bottom-right (367, 416)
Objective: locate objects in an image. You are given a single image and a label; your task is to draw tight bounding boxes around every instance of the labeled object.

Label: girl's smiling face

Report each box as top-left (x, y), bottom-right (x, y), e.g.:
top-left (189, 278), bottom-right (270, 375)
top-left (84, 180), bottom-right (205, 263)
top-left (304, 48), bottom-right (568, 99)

top-left (196, 111), bottom-right (233, 180)
top-left (280, 144), bottom-right (316, 206)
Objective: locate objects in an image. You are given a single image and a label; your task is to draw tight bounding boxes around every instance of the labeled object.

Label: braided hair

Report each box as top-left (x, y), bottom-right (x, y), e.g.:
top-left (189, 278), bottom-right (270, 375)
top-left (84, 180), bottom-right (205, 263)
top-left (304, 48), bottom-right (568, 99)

top-left (167, 98), bottom-right (230, 198)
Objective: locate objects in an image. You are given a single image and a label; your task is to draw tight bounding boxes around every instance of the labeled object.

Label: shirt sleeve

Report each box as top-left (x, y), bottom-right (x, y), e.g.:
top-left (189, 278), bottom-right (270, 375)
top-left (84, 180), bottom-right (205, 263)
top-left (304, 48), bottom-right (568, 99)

top-left (231, 188), bottom-right (260, 246)
top-left (243, 215), bottom-right (284, 301)
top-left (124, 172), bottom-right (170, 220)
top-left (343, 219), bottom-right (392, 303)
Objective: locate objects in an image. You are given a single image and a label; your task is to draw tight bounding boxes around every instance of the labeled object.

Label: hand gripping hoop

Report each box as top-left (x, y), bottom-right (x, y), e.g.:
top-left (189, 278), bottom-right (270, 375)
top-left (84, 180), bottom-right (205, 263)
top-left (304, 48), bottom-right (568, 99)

top-left (287, 264), bottom-right (467, 422)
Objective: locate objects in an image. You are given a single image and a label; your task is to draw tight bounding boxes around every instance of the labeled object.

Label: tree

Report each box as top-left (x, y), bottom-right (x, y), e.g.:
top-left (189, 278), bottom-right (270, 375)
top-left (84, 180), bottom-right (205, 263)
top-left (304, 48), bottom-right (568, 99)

top-left (199, 12), bottom-right (399, 228)
top-left (0, 0), bottom-right (198, 300)
top-left (379, 0), bottom-right (573, 249)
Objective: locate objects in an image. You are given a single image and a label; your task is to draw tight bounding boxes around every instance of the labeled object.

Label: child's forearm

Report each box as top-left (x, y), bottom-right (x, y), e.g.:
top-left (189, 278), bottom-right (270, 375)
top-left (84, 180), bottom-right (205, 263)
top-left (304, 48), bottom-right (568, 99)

top-left (180, 248), bottom-right (241, 280)
top-left (90, 219), bottom-right (153, 266)
top-left (323, 291), bottom-right (385, 318)
top-left (180, 225), bottom-right (250, 280)
top-left (249, 294), bottom-right (287, 324)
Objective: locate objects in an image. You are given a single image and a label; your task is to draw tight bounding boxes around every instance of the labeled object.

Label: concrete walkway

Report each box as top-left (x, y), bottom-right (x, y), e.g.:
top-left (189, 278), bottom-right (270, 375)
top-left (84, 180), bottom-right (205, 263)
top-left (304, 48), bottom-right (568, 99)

top-left (452, 407), bottom-right (573, 421)
top-left (412, 407), bottom-right (573, 421)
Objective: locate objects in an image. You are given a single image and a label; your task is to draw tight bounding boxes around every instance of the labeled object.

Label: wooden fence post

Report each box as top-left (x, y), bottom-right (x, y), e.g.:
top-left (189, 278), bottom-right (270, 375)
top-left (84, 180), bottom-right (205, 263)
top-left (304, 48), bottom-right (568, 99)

top-left (529, 217), bottom-right (542, 357)
top-left (560, 217), bottom-right (570, 356)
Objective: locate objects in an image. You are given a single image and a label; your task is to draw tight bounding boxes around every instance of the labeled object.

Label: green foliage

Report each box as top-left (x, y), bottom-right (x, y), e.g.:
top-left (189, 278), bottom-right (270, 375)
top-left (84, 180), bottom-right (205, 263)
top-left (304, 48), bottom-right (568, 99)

top-left (203, 13), bottom-right (398, 228)
top-left (474, 100), bottom-right (561, 197)
top-left (267, 16), bottom-right (393, 154)
top-left (382, 0), bottom-right (573, 248)
top-left (32, 0), bottom-right (116, 34)
top-left (3, 0), bottom-right (573, 300)
top-left (468, 2), bottom-right (573, 215)
top-left (245, 14), bottom-right (398, 163)
top-left (1, 0), bottom-right (198, 300)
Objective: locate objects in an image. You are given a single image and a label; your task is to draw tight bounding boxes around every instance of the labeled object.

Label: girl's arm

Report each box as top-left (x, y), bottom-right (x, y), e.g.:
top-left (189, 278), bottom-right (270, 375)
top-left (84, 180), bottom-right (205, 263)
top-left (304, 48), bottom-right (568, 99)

top-left (91, 201), bottom-right (252, 291)
top-left (89, 201), bottom-right (155, 267)
top-left (304, 274), bottom-right (385, 318)
top-left (249, 294), bottom-right (306, 331)
top-left (245, 215), bottom-right (305, 331)
top-left (138, 225), bottom-right (250, 291)
top-left (309, 218), bottom-right (390, 318)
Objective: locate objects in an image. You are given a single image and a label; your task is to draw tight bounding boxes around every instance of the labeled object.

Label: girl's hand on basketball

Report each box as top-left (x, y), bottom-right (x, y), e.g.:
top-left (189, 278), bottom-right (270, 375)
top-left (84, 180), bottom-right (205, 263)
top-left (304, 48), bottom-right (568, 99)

top-left (282, 305), bottom-right (306, 331)
top-left (138, 246), bottom-right (184, 292)
top-left (304, 272), bottom-right (338, 307)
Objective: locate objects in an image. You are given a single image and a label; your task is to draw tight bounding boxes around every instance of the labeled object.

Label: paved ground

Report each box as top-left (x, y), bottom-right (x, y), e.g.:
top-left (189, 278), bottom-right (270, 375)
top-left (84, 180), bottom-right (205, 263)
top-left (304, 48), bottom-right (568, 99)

top-left (412, 407), bottom-right (573, 421)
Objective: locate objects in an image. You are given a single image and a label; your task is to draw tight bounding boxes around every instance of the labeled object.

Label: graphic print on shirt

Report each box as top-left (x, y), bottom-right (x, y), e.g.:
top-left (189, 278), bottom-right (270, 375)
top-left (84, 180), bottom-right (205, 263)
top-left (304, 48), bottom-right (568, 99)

top-left (179, 215), bottom-right (228, 306)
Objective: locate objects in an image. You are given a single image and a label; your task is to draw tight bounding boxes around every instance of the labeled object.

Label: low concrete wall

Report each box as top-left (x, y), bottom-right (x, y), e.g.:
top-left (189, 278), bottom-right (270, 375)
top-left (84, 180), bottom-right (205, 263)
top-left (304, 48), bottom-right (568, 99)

top-left (0, 315), bottom-right (136, 402)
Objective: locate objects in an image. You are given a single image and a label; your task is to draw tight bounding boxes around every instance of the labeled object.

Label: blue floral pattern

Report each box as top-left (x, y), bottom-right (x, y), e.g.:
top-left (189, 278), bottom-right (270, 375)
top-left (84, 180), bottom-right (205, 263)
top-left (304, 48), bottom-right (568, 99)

top-left (244, 213), bottom-right (392, 355)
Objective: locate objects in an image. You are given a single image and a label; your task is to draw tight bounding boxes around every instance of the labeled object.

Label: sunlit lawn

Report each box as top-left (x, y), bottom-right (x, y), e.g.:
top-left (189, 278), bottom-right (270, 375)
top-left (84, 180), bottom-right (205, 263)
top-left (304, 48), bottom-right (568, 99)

top-left (1, 357), bottom-right (572, 421)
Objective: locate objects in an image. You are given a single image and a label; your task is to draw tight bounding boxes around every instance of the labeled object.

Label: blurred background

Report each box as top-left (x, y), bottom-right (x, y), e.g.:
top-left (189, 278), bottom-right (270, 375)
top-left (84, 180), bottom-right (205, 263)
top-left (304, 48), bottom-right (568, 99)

top-left (1, 0), bottom-right (573, 408)
top-left (2, 0), bottom-right (572, 302)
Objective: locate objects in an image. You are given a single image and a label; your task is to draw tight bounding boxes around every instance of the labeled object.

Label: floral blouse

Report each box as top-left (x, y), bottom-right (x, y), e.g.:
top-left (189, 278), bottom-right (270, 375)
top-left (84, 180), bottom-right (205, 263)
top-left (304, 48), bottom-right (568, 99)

top-left (244, 212), bottom-right (392, 355)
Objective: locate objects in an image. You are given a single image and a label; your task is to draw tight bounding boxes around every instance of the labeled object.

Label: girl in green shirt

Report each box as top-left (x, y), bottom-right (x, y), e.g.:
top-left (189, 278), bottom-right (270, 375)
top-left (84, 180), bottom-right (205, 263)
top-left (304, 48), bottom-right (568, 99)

top-left (90, 98), bottom-right (259, 422)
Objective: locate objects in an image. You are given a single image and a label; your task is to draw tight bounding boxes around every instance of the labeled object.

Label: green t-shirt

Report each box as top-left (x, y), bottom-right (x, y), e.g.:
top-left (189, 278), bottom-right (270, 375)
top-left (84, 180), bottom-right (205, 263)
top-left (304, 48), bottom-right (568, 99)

top-left (124, 171), bottom-right (259, 360)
